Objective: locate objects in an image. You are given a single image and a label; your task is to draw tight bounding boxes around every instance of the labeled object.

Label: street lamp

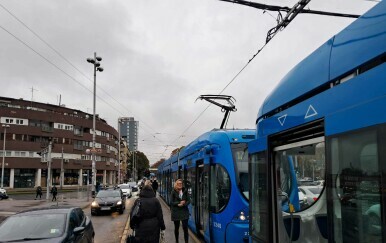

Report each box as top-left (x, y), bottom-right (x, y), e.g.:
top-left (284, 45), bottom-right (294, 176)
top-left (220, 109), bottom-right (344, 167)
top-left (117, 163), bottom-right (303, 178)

top-left (1, 124), bottom-right (10, 188)
top-left (87, 52), bottom-right (104, 197)
top-left (117, 118), bottom-right (123, 184)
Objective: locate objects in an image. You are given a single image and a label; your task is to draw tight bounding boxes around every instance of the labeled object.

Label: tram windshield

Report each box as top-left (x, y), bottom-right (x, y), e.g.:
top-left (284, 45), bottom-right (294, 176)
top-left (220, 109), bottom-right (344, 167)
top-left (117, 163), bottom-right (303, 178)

top-left (231, 143), bottom-right (249, 200)
top-left (274, 138), bottom-right (325, 212)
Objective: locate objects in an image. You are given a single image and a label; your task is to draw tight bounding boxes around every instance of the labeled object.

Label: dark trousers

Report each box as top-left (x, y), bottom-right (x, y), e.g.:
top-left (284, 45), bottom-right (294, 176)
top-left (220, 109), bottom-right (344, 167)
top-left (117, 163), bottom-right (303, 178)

top-left (174, 219), bottom-right (188, 243)
top-left (35, 192), bottom-right (42, 199)
top-left (52, 193), bottom-right (57, 201)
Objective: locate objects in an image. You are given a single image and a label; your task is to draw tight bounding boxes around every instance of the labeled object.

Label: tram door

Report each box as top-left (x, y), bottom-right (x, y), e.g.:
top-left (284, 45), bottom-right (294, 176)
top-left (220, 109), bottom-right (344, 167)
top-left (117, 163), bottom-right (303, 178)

top-left (196, 160), bottom-right (210, 240)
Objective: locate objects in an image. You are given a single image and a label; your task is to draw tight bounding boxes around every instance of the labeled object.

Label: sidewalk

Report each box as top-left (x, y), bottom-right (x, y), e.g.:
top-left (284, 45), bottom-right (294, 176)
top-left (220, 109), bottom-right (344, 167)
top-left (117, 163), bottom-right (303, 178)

top-left (121, 194), bottom-right (201, 243)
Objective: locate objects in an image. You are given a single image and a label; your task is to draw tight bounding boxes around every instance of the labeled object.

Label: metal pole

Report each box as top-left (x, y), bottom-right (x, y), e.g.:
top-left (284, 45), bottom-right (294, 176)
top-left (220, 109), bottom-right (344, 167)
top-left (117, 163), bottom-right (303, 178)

top-left (132, 151), bottom-right (134, 181)
top-left (118, 119), bottom-right (121, 184)
top-left (87, 169), bottom-right (90, 201)
top-left (92, 52), bottom-right (97, 197)
top-left (134, 151), bottom-right (137, 181)
top-left (60, 146), bottom-right (64, 190)
top-left (46, 141), bottom-right (52, 200)
top-left (1, 125), bottom-right (9, 188)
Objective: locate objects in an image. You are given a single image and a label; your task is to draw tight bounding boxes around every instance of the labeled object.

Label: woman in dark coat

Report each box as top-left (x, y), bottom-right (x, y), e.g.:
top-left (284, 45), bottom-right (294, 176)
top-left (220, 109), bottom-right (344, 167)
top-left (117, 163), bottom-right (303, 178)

top-left (170, 179), bottom-right (190, 243)
top-left (130, 185), bottom-right (166, 243)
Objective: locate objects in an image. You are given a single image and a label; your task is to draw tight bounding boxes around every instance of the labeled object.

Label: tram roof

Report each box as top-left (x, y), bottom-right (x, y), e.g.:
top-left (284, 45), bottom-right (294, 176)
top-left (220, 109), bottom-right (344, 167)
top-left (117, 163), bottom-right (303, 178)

top-left (179, 129), bottom-right (254, 156)
top-left (257, 1), bottom-right (386, 122)
top-left (160, 129), bottom-right (255, 167)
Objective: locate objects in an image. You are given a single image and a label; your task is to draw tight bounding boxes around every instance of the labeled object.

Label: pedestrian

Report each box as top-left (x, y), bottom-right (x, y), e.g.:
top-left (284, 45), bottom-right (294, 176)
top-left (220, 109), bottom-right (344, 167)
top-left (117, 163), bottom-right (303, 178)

top-left (35, 186), bottom-right (42, 200)
top-left (96, 181), bottom-right (101, 193)
top-left (170, 179), bottom-right (190, 243)
top-left (140, 178), bottom-right (146, 190)
top-left (51, 184), bottom-right (58, 201)
top-left (152, 178), bottom-right (159, 193)
top-left (129, 184), bottom-right (166, 243)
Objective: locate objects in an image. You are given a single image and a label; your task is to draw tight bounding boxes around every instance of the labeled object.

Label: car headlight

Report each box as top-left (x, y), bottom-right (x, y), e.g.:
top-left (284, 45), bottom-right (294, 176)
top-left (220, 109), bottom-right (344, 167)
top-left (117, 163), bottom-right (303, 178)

top-left (91, 201), bottom-right (99, 207)
top-left (117, 200), bottom-right (122, 205)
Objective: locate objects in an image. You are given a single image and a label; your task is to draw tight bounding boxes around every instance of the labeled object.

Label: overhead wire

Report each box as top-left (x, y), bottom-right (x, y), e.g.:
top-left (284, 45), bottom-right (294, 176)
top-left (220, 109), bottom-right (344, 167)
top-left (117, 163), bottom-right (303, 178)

top-left (166, 0), bottom-right (331, 157)
top-left (0, 3), bottom-right (166, 147)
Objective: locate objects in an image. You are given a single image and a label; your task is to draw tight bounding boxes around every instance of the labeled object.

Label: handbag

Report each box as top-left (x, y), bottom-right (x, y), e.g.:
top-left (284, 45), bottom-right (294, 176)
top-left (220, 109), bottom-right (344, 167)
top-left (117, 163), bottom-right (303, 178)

top-left (130, 199), bottom-right (141, 227)
top-left (126, 230), bottom-right (136, 243)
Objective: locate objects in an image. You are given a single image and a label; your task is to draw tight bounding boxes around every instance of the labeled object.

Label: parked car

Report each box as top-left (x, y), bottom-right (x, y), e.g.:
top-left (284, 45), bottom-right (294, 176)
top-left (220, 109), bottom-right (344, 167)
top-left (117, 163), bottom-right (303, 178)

top-left (366, 203), bottom-right (381, 235)
top-left (91, 188), bottom-right (126, 215)
top-left (298, 188), bottom-right (306, 209)
top-left (0, 207), bottom-right (94, 242)
top-left (126, 182), bottom-right (139, 197)
top-left (118, 184), bottom-right (132, 198)
top-left (0, 188), bottom-right (8, 200)
top-left (299, 186), bottom-right (323, 206)
top-left (131, 185), bottom-right (140, 197)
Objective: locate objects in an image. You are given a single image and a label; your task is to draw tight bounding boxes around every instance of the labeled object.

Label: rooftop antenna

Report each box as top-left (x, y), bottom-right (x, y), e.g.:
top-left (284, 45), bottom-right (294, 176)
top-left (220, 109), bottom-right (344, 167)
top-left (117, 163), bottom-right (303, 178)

top-left (30, 86), bottom-right (38, 101)
top-left (196, 95), bottom-right (237, 129)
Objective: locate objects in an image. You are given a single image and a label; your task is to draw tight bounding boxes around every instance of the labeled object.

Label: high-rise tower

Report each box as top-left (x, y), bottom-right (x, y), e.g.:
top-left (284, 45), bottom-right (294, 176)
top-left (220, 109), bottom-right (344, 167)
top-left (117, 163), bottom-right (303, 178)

top-left (119, 117), bottom-right (138, 151)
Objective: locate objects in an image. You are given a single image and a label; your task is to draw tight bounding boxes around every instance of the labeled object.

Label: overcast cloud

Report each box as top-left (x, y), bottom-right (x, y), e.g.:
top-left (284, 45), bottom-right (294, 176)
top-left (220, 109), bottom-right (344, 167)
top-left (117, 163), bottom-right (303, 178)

top-left (0, 0), bottom-right (377, 164)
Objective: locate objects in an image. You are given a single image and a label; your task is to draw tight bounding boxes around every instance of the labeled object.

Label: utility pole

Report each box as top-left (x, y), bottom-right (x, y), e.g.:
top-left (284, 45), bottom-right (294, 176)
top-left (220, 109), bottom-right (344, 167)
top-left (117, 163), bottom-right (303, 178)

top-left (60, 146), bottom-right (64, 190)
top-left (118, 118), bottom-right (122, 184)
top-left (87, 52), bottom-right (103, 197)
top-left (46, 141), bottom-right (52, 200)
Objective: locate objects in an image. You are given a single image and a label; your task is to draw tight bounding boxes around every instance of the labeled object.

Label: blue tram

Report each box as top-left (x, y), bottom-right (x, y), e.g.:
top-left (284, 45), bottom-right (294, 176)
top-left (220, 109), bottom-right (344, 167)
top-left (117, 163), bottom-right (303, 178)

top-left (158, 129), bottom-right (255, 242)
top-left (249, 1), bottom-right (386, 243)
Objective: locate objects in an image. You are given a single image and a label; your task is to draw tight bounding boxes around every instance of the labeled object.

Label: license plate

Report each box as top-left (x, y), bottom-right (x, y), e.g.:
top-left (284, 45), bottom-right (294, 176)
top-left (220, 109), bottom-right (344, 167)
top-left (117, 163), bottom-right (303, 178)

top-left (101, 207), bottom-right (110, 210)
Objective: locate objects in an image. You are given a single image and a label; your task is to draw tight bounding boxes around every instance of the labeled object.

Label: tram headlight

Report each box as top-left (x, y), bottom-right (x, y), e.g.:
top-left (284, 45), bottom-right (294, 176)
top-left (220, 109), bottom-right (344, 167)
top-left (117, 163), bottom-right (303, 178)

top-left (233, 208), bottom-right (249, 222)
top-left (239, 212), bottom-right (246, 221)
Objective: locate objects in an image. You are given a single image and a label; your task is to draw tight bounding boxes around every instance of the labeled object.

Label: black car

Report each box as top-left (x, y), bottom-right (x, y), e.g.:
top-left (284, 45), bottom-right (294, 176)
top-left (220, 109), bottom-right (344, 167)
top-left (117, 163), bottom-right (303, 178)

top-left (91, 188), bottom-right (126, 215)
top-left (0, 207), bottom-right (94, 242)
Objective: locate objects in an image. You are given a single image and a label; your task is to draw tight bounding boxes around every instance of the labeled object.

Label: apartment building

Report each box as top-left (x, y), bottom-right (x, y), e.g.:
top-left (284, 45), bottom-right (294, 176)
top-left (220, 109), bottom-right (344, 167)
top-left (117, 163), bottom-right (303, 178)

top-left (0, 96), bottom-right (119, 189)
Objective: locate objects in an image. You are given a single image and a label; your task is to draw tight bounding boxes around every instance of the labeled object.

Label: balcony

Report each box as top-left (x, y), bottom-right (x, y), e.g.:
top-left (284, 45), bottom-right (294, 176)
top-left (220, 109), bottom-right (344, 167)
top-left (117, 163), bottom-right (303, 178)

top-left (41, 126), bottom-right (53, 133)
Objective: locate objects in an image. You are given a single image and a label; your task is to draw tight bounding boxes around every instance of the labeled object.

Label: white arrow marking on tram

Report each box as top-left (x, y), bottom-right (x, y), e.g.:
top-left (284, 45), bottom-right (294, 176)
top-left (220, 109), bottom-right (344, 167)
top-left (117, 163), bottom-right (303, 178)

top-left (278, 114), bottom-right (287, 126)
top-left (305, 105), bottom-right (318, 119)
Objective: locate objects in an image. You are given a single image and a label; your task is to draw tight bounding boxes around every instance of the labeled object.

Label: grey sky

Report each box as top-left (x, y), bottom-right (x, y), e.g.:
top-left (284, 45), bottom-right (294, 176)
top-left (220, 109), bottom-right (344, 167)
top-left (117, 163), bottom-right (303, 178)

top-left (0, 0), bottom-right (377, 164)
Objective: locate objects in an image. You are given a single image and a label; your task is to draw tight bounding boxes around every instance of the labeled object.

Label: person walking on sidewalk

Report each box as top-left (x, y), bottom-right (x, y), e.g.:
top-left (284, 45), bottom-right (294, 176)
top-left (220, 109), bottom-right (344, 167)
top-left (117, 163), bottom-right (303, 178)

top-left (51, 184), bottom-right (58, 201)
top-left (152, 179), bottom-right (159, 193)
top-left (35, 186), bottom-right (42, 200)
top-left (170, 179), bottom-right (190, 243)
top-left (129, 184), bottom-right (166, 243)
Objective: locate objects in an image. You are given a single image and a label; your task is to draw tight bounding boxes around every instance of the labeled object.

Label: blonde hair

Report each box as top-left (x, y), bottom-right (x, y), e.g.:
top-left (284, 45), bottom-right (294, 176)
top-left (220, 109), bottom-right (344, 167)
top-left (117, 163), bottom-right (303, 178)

top-left (174, 179), bottom-right (183, 190)
top-left (145, 180), bottom-right (152, 186)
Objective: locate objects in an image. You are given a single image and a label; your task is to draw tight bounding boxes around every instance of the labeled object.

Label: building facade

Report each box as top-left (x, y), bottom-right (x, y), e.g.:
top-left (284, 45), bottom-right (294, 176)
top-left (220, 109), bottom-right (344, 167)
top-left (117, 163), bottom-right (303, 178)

top-left (119, 117), bottom-right (138, 152)
top-left (0, 96), bottom-right (119, 189)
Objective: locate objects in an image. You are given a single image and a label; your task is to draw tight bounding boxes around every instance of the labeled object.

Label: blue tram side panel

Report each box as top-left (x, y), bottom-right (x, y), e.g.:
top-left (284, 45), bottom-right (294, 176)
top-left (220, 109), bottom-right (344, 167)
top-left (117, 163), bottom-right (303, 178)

top-left (159, 129), bottom-right (255, 242)
top-left (249, 1), bottom-right (386, 243)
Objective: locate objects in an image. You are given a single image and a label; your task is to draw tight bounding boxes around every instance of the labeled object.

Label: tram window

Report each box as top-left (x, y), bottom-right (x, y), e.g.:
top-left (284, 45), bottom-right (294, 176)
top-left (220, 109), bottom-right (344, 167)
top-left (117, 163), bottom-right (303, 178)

top-left (210, 164), bottom-right (230, 213)
top-left (232, 143), bottom-right (249, 200)
top-left (330, 129), bottom-right (382, 243)
top-left (274, 139), bottom-right (325, 212)
top-left (187, 169), bottom-right (195, 206)
top-left (250, 152), bottom-right (269, 241)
